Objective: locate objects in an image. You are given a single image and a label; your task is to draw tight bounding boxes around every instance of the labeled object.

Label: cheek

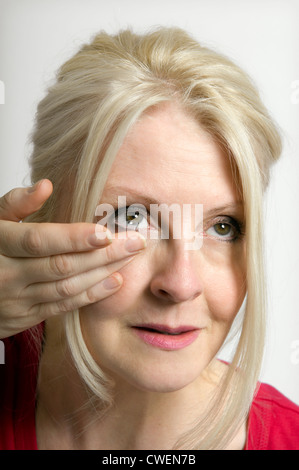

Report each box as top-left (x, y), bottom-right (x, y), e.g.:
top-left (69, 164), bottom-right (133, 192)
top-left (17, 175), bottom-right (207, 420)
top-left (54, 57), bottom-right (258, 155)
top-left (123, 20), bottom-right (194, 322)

top-left (202, 242), bottom-right (247, 322)
top-left (81, 256), bottom-right (149, 320)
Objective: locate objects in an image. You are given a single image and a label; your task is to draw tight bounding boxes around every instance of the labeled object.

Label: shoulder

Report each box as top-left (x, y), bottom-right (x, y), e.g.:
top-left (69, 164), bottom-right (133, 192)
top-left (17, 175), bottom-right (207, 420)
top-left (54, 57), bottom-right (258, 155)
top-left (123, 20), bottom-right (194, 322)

top-left (246, 382), bottom-right (299, 450)
top-left (0, 326), bottom-right (43, 449)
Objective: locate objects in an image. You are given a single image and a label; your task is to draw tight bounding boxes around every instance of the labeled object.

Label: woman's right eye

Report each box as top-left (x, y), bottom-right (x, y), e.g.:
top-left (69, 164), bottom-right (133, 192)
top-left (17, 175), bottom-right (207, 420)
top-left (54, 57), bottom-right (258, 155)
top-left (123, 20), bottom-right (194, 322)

top-left (113, 205), bottom-right (150, 232)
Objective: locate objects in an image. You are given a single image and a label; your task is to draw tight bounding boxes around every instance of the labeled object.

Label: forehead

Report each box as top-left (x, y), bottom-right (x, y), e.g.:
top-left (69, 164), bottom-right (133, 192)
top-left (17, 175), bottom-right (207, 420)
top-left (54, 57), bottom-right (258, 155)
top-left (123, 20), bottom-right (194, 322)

top-left (103, 102), bottom-right (241, 207)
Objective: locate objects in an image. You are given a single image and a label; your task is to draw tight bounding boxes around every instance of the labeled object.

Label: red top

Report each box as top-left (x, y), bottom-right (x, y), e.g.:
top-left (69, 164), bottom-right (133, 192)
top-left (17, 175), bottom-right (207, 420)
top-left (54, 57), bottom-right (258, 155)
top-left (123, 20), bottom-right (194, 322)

top-left (1, 327), bottom-right (299, 450)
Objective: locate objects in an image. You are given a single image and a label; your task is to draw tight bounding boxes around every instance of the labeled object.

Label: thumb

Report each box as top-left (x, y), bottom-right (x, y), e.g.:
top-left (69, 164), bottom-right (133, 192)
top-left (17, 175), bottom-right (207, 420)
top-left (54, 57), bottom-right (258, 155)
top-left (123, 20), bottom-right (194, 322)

top-left (0, 179), bottom-right (53, 222)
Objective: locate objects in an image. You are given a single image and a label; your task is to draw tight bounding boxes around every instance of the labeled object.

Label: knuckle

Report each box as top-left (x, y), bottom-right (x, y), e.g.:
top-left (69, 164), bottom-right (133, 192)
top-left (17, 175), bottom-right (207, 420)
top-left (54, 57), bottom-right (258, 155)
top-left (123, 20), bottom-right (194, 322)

top-left (50, 254), bottom-right (74, 278)
top-left (53, 298), bottom-right (72, 314)
top-left (104, 244), bottom-right (118, 264)
top-left (85, 288), bottom-right (98, 305)
top-left (30, 302), bottom-right (47, 321)
top-left (0, 259), bottom-right (16, 288)
top-left (23, 227), bottom-right (43, 256)
top-left (55, 277), bottom-right (77, 298)
top-left (32, 298), bottom-right (71, 318)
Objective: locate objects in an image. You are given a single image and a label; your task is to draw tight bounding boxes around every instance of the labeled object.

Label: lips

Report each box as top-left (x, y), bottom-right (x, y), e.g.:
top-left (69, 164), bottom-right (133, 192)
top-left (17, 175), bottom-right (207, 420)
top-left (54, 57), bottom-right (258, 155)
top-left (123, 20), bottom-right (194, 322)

top-left (132, 324), bottom-right (200, 351)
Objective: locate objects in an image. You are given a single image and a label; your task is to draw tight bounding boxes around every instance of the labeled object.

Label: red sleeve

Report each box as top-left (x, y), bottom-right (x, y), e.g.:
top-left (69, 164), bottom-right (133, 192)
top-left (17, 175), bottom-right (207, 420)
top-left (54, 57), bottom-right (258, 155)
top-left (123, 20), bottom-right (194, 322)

top-left (246, 382), bottom-right (299, 450)
top-left (0, 326), bottom-right (43, 450)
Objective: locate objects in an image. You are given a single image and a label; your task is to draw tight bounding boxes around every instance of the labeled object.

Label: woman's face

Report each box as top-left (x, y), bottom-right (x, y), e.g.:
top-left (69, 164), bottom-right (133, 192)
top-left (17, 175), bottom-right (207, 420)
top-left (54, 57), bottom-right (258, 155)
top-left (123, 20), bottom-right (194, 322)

top-left (81, 102), bottom-right (246, 393)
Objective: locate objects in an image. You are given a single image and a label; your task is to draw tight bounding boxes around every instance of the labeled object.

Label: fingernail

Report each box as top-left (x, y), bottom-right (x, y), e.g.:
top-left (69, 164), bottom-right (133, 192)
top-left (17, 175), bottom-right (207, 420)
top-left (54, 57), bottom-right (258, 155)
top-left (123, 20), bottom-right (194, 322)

top-left (89, 228), bottom-right (113, 246)
top-left (125, 233), bottom-right (147, 253)
top-left (102, 274), bottom-right (122, 290)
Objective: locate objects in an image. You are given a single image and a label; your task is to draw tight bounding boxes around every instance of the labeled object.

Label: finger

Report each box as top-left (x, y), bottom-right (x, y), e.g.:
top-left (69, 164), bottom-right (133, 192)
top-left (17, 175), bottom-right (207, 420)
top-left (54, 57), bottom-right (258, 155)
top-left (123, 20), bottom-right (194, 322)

top-left (31, 272), bottom-right (124, 319)
top-left (22, 256), bottom-right (135, 303)
top-left (0, 179), bottom-right (53, 221)
top-left (18, 231), bottom-right (147, 283)
top-left (0, 220), bottom-right (112, 258)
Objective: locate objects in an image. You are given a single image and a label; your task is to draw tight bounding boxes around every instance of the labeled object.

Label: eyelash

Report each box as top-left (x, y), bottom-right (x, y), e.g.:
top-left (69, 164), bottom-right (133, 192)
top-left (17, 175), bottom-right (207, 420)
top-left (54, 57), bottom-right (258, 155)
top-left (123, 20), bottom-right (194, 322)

top-left (204, 216), bottom-right (245, 243)
top-left (113, 206), bottom-right (150, 231)
top-left (113, 206), bottom-right (245, 243)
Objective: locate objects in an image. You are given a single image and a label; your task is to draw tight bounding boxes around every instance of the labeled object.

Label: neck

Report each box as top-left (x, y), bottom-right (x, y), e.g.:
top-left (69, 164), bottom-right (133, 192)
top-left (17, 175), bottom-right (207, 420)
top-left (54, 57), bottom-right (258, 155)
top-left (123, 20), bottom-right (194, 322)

top-left (36, 318), bottom-right (223, 450)
top-left (94, 378), bottom-right (207, 450)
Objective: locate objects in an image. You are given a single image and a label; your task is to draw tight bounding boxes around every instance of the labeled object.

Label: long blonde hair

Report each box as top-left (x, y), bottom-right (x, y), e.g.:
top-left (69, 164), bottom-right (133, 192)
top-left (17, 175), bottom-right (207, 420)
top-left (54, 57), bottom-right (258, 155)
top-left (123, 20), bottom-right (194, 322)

top-left (27, 27), bottom-right (282, 449)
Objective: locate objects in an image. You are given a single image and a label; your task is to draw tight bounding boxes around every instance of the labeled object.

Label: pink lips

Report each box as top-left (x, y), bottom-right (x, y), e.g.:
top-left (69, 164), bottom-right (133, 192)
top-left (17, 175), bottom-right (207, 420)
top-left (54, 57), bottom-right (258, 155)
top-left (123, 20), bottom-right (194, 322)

top-left (132, 324), bottom-right (200, 351)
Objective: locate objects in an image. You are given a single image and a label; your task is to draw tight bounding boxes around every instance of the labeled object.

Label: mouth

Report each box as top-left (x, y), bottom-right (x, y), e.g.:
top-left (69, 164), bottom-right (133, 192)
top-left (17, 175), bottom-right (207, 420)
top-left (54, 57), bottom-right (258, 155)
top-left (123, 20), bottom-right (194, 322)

top-left (131, 324), bottom-right (201, 351)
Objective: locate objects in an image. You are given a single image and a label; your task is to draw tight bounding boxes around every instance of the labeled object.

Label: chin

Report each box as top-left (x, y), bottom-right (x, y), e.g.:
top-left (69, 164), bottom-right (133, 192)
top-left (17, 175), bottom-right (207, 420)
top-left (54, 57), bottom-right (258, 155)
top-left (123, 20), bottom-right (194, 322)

top-left (138, 381), bottom-right (194, 394)
top-left (108, 361), bottom-right (204, 395)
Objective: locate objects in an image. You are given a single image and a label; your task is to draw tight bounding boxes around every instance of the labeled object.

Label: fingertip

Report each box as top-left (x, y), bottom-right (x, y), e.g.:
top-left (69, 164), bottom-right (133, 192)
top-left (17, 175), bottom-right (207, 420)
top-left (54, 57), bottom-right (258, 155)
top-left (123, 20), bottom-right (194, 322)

top-left (102, 272), bottom-right (123, 290)
top-left (28, 179), bottom-right (53, 196)
top-left (89, 226), bottom-right (113, 246)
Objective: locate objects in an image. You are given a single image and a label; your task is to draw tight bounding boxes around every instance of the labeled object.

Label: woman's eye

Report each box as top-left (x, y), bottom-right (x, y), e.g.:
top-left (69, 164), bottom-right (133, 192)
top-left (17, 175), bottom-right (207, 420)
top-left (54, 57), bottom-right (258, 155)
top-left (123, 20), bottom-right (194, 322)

top-left (114, 206), bottom-right (149, 232)
top-left (205, 218), bottom-right (242, 242)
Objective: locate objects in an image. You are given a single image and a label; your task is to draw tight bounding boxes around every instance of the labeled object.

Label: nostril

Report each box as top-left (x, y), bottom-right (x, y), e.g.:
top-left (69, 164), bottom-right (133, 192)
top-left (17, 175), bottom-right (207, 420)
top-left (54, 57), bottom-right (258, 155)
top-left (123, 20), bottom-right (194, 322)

top-left (158, 289), bottom-right (171, 299)
top-left (151, 274), bottom-right (203, 303)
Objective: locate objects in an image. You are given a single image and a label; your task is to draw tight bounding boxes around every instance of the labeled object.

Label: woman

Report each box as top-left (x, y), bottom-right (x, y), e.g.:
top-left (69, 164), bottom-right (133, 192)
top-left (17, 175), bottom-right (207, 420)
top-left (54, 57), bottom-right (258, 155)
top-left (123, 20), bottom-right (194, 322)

top-left (0, 27), bottom-right (298, 450)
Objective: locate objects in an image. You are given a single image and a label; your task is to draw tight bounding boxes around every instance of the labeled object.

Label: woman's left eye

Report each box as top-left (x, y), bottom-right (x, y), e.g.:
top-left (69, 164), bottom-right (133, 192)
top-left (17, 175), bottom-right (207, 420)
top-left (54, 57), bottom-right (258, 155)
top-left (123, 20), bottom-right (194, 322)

top-left (205, 218), bottom-right (242, 242)
top-left (114, 206), bottom-right (149, 232)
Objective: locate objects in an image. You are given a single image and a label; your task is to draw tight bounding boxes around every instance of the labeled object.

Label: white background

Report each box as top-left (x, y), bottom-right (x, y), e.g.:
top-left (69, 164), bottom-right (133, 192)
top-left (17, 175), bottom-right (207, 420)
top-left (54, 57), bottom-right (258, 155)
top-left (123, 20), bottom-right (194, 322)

top-left (0, 0), bottom-right (298, 403)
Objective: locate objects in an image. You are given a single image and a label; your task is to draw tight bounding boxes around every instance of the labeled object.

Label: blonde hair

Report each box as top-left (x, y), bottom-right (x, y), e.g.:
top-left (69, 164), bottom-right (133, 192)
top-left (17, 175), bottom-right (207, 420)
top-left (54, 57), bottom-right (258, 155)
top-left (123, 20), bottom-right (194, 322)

top-left (27, 27), bottom-right (282, 449)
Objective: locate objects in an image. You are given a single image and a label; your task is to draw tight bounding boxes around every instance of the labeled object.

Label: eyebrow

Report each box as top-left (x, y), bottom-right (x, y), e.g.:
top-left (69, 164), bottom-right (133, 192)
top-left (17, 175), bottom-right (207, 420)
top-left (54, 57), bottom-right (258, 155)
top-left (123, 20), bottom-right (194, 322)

top-left (102, 186), bottom-right (161, 207)
top-left (101, 186), bottom-right (244, 217)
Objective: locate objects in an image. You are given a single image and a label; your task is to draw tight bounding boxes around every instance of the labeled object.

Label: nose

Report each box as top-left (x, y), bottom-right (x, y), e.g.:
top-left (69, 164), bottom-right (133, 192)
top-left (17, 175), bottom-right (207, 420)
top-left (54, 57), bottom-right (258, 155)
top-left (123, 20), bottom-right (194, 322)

top-left (150, 240), bottom-right (203, 303)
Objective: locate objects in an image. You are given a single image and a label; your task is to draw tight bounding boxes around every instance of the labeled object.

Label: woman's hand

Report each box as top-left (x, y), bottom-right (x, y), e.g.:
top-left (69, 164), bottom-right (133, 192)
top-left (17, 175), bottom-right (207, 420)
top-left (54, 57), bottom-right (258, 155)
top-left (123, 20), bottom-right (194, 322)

top-left (0, 180), bottom-right (145, 339)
